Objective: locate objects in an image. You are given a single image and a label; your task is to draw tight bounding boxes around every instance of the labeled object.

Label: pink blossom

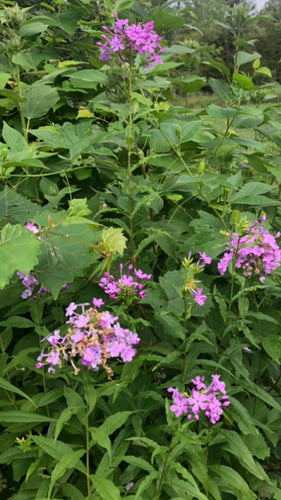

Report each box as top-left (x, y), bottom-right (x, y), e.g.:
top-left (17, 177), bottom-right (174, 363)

top-left (192, 288), bottom-right (207, 306)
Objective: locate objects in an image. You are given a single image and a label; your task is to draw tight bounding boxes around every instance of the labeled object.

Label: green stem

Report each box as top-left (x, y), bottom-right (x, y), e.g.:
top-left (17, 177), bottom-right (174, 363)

top-left (15, 65), bottom-right (27, 141)
top-left (127, 66), bottom-right (135, 254)
top-left (85, 409), bottom-right (91, 500)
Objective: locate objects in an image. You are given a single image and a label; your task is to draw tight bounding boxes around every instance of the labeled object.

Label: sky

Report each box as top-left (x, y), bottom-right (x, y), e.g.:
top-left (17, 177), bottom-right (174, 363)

top-left (254, 0), bottom-right (267, 10)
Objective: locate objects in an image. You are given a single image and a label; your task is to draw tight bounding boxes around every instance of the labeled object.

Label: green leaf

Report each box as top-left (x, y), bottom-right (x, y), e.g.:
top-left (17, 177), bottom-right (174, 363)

top-left (99, 411), bottom-right (132, 435)
top-left (32, 436), bottom-right (85, 473)
top-left (229, 397), bottom-right (259, 435)
top-left (114, 0), bottom-right (133, 12)
top-left (209, 465), bottom-right (255, 499)
top-left (68, 69), bottom-right (107, 89)
top-left (0, 316), bottom-right (34, 328)
top-left (49, 450), bottom-right (84, 492)
top-left (173, 75), bottom-right (206, 93)
top-left (2, 122), bottom-right (27, 152)
top-left (123, 455), bottom-right (154, 473)
top-left (0, 186), bottom-right (40, 224)
top-left (18, 21), bottom-right (47, 37)
top-left (233, 72), bottom-right (255, 91)
top-left (236, 51), bottom-right (261, 68)
top-left (208, 78), bottom-right (230, 101)
top-left (101, 227), bottom-right (127, 255)
top-left (68, 198), bottom-right (91, 217)
top-left (90, 427), bottom-right (111, 456)
top-left (0, 224), bottom-right (40, 289)
top-left (91, 475), bottom-right (121, 500)
top-left (135, 472), bottom-right (158, 499)
top-left (217, 430), bottom-right (268, 480)
top-left (255, 66), bottom-right (272, 78)
top-left (61, 484), bottom-right (85, 500)
top-left (0, 411), bottom-right (53, 423)
top-left (35, 219), bottom-right (100, 298)
top-left (0, 377), bottom-right (36, 406)
top-left (0, 72), bottom-right (10, 89)
top-left (207, 103), bottom-right (236, 119)
top-left (262, 335), bottom-right (281, 362)
top-left (22, 84), bottom-right (59, 119)
top-left (54, 407), bottom-right (77, 442)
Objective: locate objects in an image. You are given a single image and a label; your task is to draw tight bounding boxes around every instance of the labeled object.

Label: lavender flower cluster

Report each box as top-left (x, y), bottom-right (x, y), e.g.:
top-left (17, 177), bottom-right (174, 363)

top-left (97, 12), bottom-right (163, 70)
top-left (99, 263), bottom-right (151, 301)
top-left (218, 216), bottom-right (281, 281)
top-left (168, 375), bottom-right (230, 425)
top-left (17, 271), bottom-right (50, 299)
top-left (36, 299), bottom-right (140, 378)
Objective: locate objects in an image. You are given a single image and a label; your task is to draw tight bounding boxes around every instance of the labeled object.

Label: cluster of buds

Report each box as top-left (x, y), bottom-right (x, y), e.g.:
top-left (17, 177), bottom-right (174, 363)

top-left (97, 12), bottom-right (163, 70)
top-left (182, 252), bottom-right (211, 306)
top-left (36, 299), bottom-right (140, 379)
top-left (168, 375), bottom-right (230, 425)
top-left (218, 216), bottom-right (281, 281)
top-left (99, 264), bottom-right (151, 301)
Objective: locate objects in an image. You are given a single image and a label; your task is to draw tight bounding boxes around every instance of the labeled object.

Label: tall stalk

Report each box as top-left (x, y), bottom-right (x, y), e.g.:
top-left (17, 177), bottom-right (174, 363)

top-left (126, 65), bottom-right (135, 254)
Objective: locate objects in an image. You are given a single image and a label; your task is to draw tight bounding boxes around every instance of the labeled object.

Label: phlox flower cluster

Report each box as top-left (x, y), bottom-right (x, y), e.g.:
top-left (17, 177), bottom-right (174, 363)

top-left (168, 375), bottom-right (230, 425)
top-left (97, 12), bottom-right (163, 70)
top-left (182, 252), bottom-right (212, 306)
top-left (99, 263), bottom-right (151, 301)
top-left (218, 217), bottom-right (281, 281)
top-left (36, 299), bottom-right (140, 378)
top-left (17, 271), bottom-right (70, 300)
top-left (17, 271), bottom-right (49, 299)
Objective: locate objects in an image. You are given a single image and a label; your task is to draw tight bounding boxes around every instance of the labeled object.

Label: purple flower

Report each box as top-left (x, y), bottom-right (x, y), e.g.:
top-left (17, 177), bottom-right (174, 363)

top-left (199, 252), bottom-right (212, 265)
top-left (99, 264), bottom-right (151, 301)
top-left (218, 218), bottom-right (281, 280)
top-left (36, 300), bottom-right (140, 377)
top-left (125, 482), bottom-right (134, 491)
top-left (97, 13), bottom-right (163, 70)
top-left (92, 298), bottom-right (104, 308)
top-left (65, 302), bottom-right (77, 317)
top-left (99, 311), bottom-right (118, 329)
top-left (168, 375), bottom-right (230, 424)
top-left (26, 222), bottom-right (39, 234)
top-left (167, 388), bottom-right (189, 417)
top-left (192, 288), bottom-right (207, 306)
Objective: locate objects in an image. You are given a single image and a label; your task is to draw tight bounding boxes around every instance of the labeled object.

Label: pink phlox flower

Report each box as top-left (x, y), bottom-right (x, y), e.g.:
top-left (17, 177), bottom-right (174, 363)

top-left (167, 388), bottom-right (189, 417)
top-left (99, 311), bottom-right (118, 329)
top-left (47, 351), bottom-right (61, 366)
top-left (192, 288), bottom-right (207, 306)
top-left (199, 252), bottom-right (212, 265)
top-left (218, 218), bottom-right (281, 279)
top-left (134, 268), bottom-right (152, 279)
top-left (92, 298), bottom-right (104, 308)
top-left (191, 375), bottom-right (206, 390)
top-left (119, 275), bottom-right (135, 287)
top-left (47, 329), bottom-right (62, 347)
top-left (74, 315), bottom-right (90, 329)
top-left (65, 302), bottom-right (77, 317)
top-left (168, 374), bottom-right (230, 424)
top-left (71, 329), bottom-right (84, 343)
top-left (97, 15), bottom-right (163, 70)
top-left (26, 222), bottom-right (39, 234)
top-left (81, 345), bottom-right (102, 370)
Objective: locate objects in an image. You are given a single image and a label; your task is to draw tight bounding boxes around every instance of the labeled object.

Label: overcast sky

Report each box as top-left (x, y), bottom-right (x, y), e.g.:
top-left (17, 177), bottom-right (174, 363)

top-left (254, 0), bottom-right (267, 10)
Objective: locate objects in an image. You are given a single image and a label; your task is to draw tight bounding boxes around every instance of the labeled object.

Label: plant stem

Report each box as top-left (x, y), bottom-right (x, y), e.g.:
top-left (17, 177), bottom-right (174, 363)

top-left (15, 65), bottom-right (27, 141)
top-left (126, 66), bottom-right (135, 254)
top-left (85, 408), bottom-right (91, 500)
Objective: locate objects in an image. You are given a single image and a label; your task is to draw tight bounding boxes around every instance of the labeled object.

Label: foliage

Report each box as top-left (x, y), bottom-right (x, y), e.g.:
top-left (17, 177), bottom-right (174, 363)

top-left (1, 1), bottom-right (281, 499)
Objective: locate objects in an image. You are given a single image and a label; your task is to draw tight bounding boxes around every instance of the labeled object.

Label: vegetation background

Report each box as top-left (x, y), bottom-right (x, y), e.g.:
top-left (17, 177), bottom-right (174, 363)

top-left (1, 0), bottom-right (281, 499)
